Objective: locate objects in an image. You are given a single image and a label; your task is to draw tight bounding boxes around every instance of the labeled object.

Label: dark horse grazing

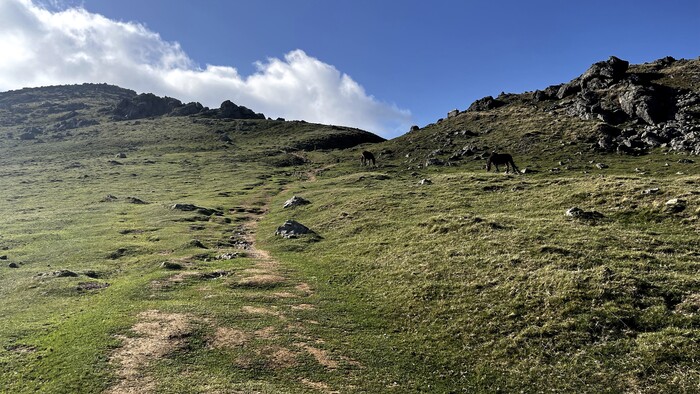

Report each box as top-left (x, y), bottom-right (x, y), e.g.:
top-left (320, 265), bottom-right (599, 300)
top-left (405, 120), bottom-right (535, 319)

top-left (361, 151), bottom-right (376, 166)
top-left (486, 152), bottom-right (519, 174)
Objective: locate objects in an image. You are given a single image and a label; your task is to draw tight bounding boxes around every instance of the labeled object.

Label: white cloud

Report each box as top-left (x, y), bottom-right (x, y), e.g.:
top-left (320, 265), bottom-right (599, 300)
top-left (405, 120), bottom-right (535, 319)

top-left (0, 0), bottom-right (412, 137)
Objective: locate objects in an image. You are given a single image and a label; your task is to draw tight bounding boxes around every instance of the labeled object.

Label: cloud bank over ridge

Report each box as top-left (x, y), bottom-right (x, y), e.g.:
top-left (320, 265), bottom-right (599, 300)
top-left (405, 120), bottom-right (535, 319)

top-left (0, 0), bottom-right (412, 137)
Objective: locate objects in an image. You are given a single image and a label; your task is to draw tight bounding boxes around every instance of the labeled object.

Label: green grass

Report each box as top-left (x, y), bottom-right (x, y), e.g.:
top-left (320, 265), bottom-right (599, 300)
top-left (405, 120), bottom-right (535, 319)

top-left (1, 101), bottom-right (699, 393)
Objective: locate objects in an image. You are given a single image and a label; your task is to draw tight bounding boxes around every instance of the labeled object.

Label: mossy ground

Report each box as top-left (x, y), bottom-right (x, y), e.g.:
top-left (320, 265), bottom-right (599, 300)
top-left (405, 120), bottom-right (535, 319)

top-left (1, 112), bottom-right (699, 393)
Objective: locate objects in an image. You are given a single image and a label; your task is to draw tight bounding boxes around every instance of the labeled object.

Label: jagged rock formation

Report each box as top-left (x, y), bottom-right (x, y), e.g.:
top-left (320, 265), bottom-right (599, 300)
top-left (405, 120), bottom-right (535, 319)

top-left (199, 100), bottom-right (265, 120)
top-left (111, 93), bottom-right (265, 121)
top-left (111, 93), bottom-right (204, 120)
top-left (467, 56), bottom-right (700, 155)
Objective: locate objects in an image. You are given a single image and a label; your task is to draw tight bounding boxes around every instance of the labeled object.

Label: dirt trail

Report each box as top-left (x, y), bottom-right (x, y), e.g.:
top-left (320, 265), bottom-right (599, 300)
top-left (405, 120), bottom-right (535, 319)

top-left (105, 164), bottom-right (351, 393)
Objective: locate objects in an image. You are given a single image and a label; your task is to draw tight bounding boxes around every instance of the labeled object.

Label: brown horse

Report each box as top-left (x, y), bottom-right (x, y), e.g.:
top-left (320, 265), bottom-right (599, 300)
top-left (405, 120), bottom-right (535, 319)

top-left (486, 152), bottom-right (519, 174)
top-left (361, 151), bottom-right (376, 166)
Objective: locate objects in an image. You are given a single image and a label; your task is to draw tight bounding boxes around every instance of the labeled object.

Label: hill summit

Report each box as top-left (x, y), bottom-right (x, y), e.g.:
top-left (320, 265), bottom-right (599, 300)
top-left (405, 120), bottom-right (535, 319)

top-left (460, 56), bottom-right (700, 155)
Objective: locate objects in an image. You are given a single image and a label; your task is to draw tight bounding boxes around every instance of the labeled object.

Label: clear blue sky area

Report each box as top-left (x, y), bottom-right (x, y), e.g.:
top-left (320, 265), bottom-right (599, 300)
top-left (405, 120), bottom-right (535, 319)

top-left (78, 0), bottom-right (700, 131)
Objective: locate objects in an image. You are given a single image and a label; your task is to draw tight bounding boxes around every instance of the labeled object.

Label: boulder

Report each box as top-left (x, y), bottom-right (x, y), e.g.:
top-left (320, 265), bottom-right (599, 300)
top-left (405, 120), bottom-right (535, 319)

top-left (283, 196), bottom-right (311, 208)
top-left (275, 220), bottom-right (315, 239)
top-left (665, 198), bottom-right (687, 213)
top-left (160, 261), bottom-right (183, 270)
top-left (170, 102), bottom-right (204, 116)
top-left (8, 262), bottom-right (19, 268)
top-left (466, 96), bottom-right (505, 112)
top-left (215, 100), bottom-right (265, 120)
top-left (171, 203), bottom-right (198, 211)
top-left (618, 84), bottom-right (664, 125)
top-left (112, 93), bottom-right (183, 120)
top-left (580, 56), bottom-right (629, 88)
top-left (565, 207), bottom-right (604, 220)
top-left (126, 196), bottom-right (148, 204)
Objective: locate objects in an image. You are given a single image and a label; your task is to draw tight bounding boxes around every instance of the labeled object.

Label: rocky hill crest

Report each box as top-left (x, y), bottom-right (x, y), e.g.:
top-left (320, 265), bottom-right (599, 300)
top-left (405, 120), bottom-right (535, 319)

top-left (464, 56), bottom-right (700, 155)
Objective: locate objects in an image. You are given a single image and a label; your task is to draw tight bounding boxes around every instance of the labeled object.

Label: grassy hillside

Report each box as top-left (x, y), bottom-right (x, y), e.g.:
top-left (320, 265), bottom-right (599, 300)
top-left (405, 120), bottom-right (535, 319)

top-left (1, 74), bottom-right (699, 393)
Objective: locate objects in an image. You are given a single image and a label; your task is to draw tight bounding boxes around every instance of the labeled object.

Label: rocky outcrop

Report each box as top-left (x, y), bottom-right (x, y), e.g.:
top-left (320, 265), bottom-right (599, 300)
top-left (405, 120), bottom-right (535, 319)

top-left (275, 220), bottom-right (315, 239)
top-left (170, 102), bottom-right (204, 116)
top-left (466, 96), bottom-right (505, 112)
top-left (532, 56), bottom-right (700, 155)
top-left (283, 196), bottom-right (311, 208)
top-left (112, 93), bottom-right (185, 120)
top-left (199, 100), bottom-right (265, 120)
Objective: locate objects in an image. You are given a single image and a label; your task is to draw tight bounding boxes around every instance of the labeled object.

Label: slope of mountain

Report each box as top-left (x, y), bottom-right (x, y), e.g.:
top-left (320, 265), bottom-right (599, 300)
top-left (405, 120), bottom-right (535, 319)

top-left (0, 55), bottom-right (699, 393)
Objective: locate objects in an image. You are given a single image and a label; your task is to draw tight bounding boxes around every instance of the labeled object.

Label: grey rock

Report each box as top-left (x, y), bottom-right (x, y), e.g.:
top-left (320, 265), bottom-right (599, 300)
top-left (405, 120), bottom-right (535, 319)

top-left (126, 196), bottom-right (148, 204)
top-left (160, 261), bottom-right (183, 270)
top-left (618, 84), bottom-right (663, 125)
top-left (665, 198), bottom-right (687, 213)
top-left (425, 158), bottom-right (444, 167)
top-left (419, 178), bottom-right (432, 185)
top-left (641, 188), bottom-right (660, 195)
top-left (565, 207), bottom-right (604, 220)
top-left (275, 220), bottom-right (315, 239)
top-left (171, 203), bottom-right (198, 211)
top-left (8, 262), bottom-right (19, 268)
top-left (189, 239), bottom-right (207, 249)
top-left (595, 163), bottom-right (609, 169)
top-left (283, 196), bottom-right (311, 209)
top-left (466, 96), bottom-right (505, 112)
top-left (566, 207), bottom-right (583, 217)
top-left (55, 270), bottom-right (78, 277)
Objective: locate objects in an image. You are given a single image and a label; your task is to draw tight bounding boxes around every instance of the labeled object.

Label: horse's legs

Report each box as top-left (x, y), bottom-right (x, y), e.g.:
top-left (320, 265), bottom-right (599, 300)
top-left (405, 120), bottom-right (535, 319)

top-left (509, 160), bottom-right (519, 174)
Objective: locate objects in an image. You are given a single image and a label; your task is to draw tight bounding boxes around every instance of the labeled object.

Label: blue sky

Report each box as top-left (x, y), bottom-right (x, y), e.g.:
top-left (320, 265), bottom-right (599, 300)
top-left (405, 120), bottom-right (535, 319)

top-left (1, 0), bottom-right (698, 138)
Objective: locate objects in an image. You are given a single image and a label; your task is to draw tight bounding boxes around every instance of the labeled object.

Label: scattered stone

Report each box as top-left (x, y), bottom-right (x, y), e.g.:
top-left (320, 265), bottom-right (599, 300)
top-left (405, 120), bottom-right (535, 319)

top-left (678, 158), bottom-right (695, 164)
top-left (160, 261), bottom-right (183, 270)
top-left (0, 255), bottom-right (7, 260)
top-left (565, 207), bottom-right (604, 220)
top-left (520, 168), bottom-right (536, 174)
top-left (171, 203), bottom-right (198, 211)
top-left (283, 196), bottom-right (311, 209)
top-left (116, 153), bottom-right (127, 159)
top-left (8, 262), bottom-right (19, 268)
top-left (108, 248), bottom-right (129, 259)
top-left (171, 203), bottom-right (222, 216)
top-left (126, 196), bottom-right (148, 204)
top-left (57, 270), bottom-right (79, 277)
top-left (595, 163), bottom-right (609, 169)
top-left (275, 220), bottom-right (315, 239)
top-left (83, 270), bottom-right (100, 278)
top-left (199, 270), bottom-right (229, 279)
top-left (77, 282), bottom-right (110, 291)
top-left (641, 188), bottom-right (660, 195)
top-left (217, 252), bottom-right (240, 260)
top-left (102, 194), bottom-right (118, 202)
top-left (189, 240), bottom-right (207, 249)
top-left (665, 198), bottom-right (687, 213)
top-left (419, 179), bottom-right (432, 185)
top-left (108, 160), bottom-right (123, 166)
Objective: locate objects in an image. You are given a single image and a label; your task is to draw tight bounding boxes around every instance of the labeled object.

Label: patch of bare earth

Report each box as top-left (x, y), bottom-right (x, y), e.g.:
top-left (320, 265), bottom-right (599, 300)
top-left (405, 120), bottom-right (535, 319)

top-left (301, 378), bottom-right (340, 394)
top-left (295, 282), bottom-right (314, 296)
top-left (211, 327), bottom-right (250, 349)
top-left (105, 310), bottom-right (192, 394)
top-left (236, 274), bottom-right (286, 287)
top-left (241, 305), bottom-right (283, 318)
top-left (296, 343), bottom-right (339, 370)
top-left (291, 303), bottom-right (315, 311)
